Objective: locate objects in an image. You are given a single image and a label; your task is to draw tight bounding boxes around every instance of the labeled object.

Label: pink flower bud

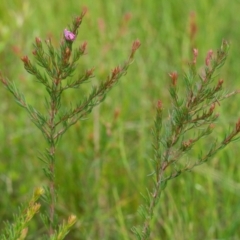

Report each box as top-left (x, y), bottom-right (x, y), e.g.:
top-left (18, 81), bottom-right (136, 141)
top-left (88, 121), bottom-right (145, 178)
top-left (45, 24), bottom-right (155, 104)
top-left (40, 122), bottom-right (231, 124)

top-left (64, 29), bottom-right (76, 41)
top-left (193, 48), bottom-right (198, 64)
top-left (80, 41), bottom-right (87, 54)
top-left (157, 100), bottom-right (163, 110)
top-left (21, 55), bottom-right (30, 65)
top-left (35, 37), bottom-right (42, 47)
top-left (129, 39), bottom-right (141, 58)
top-left (169, 72), bottom-right (178, 86)
top-left (112, 66), bottom-right (121, 78)
top-left (205, 50), bottom-right (213, 66)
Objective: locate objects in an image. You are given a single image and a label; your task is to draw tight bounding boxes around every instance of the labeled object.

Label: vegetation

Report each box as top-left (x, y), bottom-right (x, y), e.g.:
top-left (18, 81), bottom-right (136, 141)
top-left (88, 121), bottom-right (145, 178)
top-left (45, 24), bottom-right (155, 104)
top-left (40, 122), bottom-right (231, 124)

top-left (1, 1), bottom-right (240, 239)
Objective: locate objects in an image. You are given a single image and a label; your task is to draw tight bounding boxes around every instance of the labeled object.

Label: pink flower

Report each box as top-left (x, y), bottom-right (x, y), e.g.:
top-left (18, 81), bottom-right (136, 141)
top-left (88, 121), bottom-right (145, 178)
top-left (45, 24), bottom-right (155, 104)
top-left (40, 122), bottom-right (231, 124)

top-left (64, 29), bottom-right (76, 41)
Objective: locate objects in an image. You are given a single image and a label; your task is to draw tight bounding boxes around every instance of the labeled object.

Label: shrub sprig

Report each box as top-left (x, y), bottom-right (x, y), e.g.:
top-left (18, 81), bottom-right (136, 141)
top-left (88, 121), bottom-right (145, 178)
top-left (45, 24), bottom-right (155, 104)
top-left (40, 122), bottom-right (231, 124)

top-left (0, 9), bottom-right (140, 238)
top-left (132, 40), bottom-right (240, 240)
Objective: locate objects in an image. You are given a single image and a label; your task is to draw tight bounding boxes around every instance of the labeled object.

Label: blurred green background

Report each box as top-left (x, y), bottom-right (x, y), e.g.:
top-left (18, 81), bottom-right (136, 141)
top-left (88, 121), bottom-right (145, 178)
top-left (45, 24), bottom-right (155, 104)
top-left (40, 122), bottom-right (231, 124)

top-left (1, 0), bottom-right (240, 239)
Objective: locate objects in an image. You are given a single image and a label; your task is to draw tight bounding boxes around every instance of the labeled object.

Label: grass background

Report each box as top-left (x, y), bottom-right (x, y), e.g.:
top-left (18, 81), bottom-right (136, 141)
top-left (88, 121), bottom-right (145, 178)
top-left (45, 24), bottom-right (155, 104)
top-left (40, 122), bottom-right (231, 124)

top-left (1, 0), bottom-right (240, 239)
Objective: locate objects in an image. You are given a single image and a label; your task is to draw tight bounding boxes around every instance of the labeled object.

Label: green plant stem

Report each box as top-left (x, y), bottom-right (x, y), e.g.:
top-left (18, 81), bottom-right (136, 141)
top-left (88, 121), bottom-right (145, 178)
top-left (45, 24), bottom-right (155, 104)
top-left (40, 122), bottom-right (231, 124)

top-left (49, 145), bottom-right (55, 236)
top-left (141, 169), bottom-right (165, 239)
top-left (48, 75), bottom-right (61, 235)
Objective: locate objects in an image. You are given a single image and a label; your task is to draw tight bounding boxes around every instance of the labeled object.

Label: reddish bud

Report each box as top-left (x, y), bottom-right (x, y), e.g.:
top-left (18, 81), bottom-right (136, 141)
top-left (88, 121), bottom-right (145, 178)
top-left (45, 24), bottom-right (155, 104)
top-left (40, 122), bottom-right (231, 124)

top-left (236, 119), bottom-right (240, 132)
top-left (21, 55), bottom-right (30, 66)
top-left (162, 161), bottom-right (168, 171)
top-left (182, 139), bottom-right (193, 150)
top-left (218, 79), bottom-right (224, 85)
top-left (132, 39), bottom-right (141, 52)
top-left (124, 12), bottom-right (132, 22)
top-left (98, 18), bottom-right (105, 34)
top-left (85, 68), bottom-right (95, 78)
top-left (130, 39), bottom-right (141, 58)
top-left (209, 123), bottom-right (215, 129)
top-left (157, 100), bottom-right (163, 110)
top-left (65, 47), bottom-right (71, 56)
top-left (169, 72), bottom-right (178, 86)
top-left (80, 41), bottom-right (87, 54)
top-left (75, 16), bottom-right (82, 25)
top-left (189, 12), bottom-right (197, 42)
top-left (205, 50), bottom-right (213, 66)
top-left (81, 6), bottom-right (88, 17)
top-left (63, 47), bottom-right (71, 64)
top-left (74, 7), bottom-right (88, 28)
top-left (12, 45), bottom-right (21, 56)
top-left (193, 48), bottom-right (198, 64)
top-left (0, 73), bottom-right (7, 86)
top-left (112, 66), bottom-right (121, 78)
top-left (32, 50), bottom-right (37, 55)
top-left (35, 37), bottom-right (42, 47)
top-left (216, 79), bottom-right (224, 91)
top-left (114, 107), bottom-right (121, 120)
top-left (209, 103), bottom-right (215, 114)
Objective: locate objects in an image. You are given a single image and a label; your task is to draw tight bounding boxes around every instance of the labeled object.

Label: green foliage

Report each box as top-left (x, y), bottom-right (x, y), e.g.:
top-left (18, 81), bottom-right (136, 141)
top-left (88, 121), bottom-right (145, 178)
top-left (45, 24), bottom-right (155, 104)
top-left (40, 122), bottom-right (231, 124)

top-left (0, 188), bottom-right (43, 240)
top-left (132, 41), bottom-right (240, 239)
top-left (0, 9), bottom-right (140, 239)
top-left (1, 1), bottom-right (240, 239)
